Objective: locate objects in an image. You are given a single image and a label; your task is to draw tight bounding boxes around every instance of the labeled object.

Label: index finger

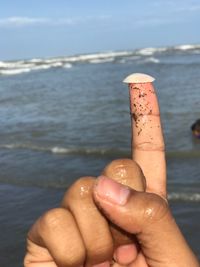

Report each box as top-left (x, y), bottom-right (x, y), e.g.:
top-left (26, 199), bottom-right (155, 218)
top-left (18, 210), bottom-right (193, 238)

top-left (123, 73), bottom-right (166, 197)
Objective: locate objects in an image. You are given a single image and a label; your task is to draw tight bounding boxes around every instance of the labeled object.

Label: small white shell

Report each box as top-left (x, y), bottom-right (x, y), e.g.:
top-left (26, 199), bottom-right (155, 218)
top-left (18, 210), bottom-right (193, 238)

top-left (123, 73), bottom-right (155, 83)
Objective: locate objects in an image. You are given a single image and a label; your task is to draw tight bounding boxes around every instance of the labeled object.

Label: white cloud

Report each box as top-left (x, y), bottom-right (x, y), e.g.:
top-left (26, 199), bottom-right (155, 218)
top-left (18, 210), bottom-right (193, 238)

top-left (130, 0), bottom-right (200, 29)
top-left (0, 17), bottom-right (49, 27)
top-left (132, 15), bottom-right (182, 28)
top-left (149, 0), bottom-right (200, 13)
top-left (177, 5), bottom-right (200, 12)
top-left (0, 16), bottom-right (111, 28)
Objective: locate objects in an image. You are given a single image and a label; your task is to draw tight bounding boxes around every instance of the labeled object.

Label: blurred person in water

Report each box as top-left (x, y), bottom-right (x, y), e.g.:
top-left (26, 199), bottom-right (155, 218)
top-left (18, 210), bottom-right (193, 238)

top-left (191, 119), bottom-right (200, 139)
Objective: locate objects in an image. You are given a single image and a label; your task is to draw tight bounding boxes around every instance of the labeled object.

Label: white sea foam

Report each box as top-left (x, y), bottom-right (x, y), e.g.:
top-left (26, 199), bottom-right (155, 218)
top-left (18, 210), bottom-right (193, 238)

top-left (32, 65), bottom-right (51, 70)
top-left (51, 146), bottom-right (109, 155)
top-left (168, 192), bottom-right (200, 202)
top-left (65, 51), bottom-right (132, 63)
top-left (136, 47), bottom-right (157, 56)
top-left (0, 51), bottom-right (133, 76)
top-left (51, 146), bottom-right (72, 154)
top-left (63, 63), bottom-right (72, 68)
top-left (143, 57), bottom-right (160, 63)
top-left (0, 61), bottom-right (26, 68)
top-left (1, 44), bottom-right (200, 76)
top-left (175, 44), bottom-right (200, 51)
top-left (29, 58), bottom-right (44, 63)
top-left (0, 61), bottom-right (67, 75)
top-left (0, 143), bottom-right (123, 157)
top-left (0, 68), bottom-right (31, 75)
top-left (48, 62), bottom-right (63, 67)
top-left (89, 57), bottom-right (114, 64)
top-left (1, 144), bottom-right (18, 150)
top-left (136, 47), bottom-right (168, 56)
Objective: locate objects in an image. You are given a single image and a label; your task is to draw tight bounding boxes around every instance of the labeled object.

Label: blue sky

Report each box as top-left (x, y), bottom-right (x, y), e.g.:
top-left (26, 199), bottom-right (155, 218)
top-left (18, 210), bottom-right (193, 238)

top-left (0, 0), bottom-right (200, 60)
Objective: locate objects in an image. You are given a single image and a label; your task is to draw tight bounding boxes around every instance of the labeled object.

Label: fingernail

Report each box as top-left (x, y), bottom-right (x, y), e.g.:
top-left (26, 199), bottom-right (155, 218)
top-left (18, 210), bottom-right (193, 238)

top-left (95, 176), bottom-right (130, 205)
top-left (114, 244), bottom-right (138, 265)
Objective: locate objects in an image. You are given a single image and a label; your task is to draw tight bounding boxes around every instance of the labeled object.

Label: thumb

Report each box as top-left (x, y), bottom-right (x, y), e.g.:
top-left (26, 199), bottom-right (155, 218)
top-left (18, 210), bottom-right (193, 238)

top-left (93, 176), bottom-right (199, 267)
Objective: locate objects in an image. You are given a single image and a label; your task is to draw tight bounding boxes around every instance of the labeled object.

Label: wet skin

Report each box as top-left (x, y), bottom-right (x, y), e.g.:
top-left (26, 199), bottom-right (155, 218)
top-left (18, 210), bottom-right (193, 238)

top-left (24, 79), bottom-right (199, 267)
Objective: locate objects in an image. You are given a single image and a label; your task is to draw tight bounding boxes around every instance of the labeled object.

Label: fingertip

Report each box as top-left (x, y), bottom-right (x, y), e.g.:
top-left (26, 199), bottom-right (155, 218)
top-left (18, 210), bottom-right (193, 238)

top-left (102, 159), bottom-right (146, 191)
top-left (113, 244), bottom-right (138, 265)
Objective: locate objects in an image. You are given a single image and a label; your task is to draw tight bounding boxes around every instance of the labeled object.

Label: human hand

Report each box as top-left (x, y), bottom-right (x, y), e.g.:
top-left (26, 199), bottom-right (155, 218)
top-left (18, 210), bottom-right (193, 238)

top-left (24, 74), bottom-right (199, 267)
top-left (24, 159), bottom-right (147, 267)
top-left (24, 159), bottom-right (199, 267)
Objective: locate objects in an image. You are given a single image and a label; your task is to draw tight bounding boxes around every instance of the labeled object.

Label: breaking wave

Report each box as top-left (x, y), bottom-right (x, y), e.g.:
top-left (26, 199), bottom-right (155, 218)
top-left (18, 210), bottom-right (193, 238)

top-left (168, 192), bottom-right (200, 202)
top-left (0, 60), bottom-right (72, 76)
top-left (1, 143), bottom-right (200, 159)
top-left (1, 44), bottom-right (200, 76)
top-left (0, 143), bottom-right (128, 157)
top-left (140, 57), bottom-right (160, 64)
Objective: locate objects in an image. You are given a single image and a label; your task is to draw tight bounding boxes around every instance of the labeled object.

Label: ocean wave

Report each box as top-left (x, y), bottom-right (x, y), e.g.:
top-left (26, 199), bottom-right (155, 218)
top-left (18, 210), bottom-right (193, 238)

top-left (174, 44), bottom-right (200, 51)
top-left (1, 44), bottom-right (200, 76)
top-left (168, 192), bottom-right (200, 202)
top-left (136, 47), bottom-right (168, 56)
top-left (1, 143), bottom-right (200, 159)
top-left (0, 143), bottom-right (128, 157)
top-left (118, 56), bottom-right (141, 64)
top-left (63, 63), bottom-right (72, 68)
top-left (89, 57), bottom-right (115, 64)
top-left (70, 51), bottom-right (132, 62)
top-left (0, 61), bottom-right (71, 76)
top-left (0, 68), bottom-right (31, 75)
top-left (140, 57), bottom-right (160, 64)
top-left (0, 169), bottom-right (199, 200)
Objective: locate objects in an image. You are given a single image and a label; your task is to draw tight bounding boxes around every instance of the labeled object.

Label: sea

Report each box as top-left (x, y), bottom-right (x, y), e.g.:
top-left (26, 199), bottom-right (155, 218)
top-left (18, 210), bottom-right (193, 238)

top-left (0, 44), bottom-right (200, 266)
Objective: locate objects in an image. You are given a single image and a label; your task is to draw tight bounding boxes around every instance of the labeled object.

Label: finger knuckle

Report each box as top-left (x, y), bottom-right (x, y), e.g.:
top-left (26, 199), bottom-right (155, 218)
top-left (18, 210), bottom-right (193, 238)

top-left (63, 176), bottom-right (95, 203)
top-left (39, 208), bottom-right (67, 232)
top-left (59, 248), bottom-right (85, 267)
top-left (103, 159), bottom-right (146, 191)
top-left (104, 158), bottom-right (140, 172)
top-left (39, 208), bottom-right (86, 267)
top-left (73, 176), bottom-right (96, 188)
top-left (143, 193), bottom-right (169, 223)
top-left (86, 241), bottom-right (113, 264)
top-left (134, 142), bottom-right (165, 151)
